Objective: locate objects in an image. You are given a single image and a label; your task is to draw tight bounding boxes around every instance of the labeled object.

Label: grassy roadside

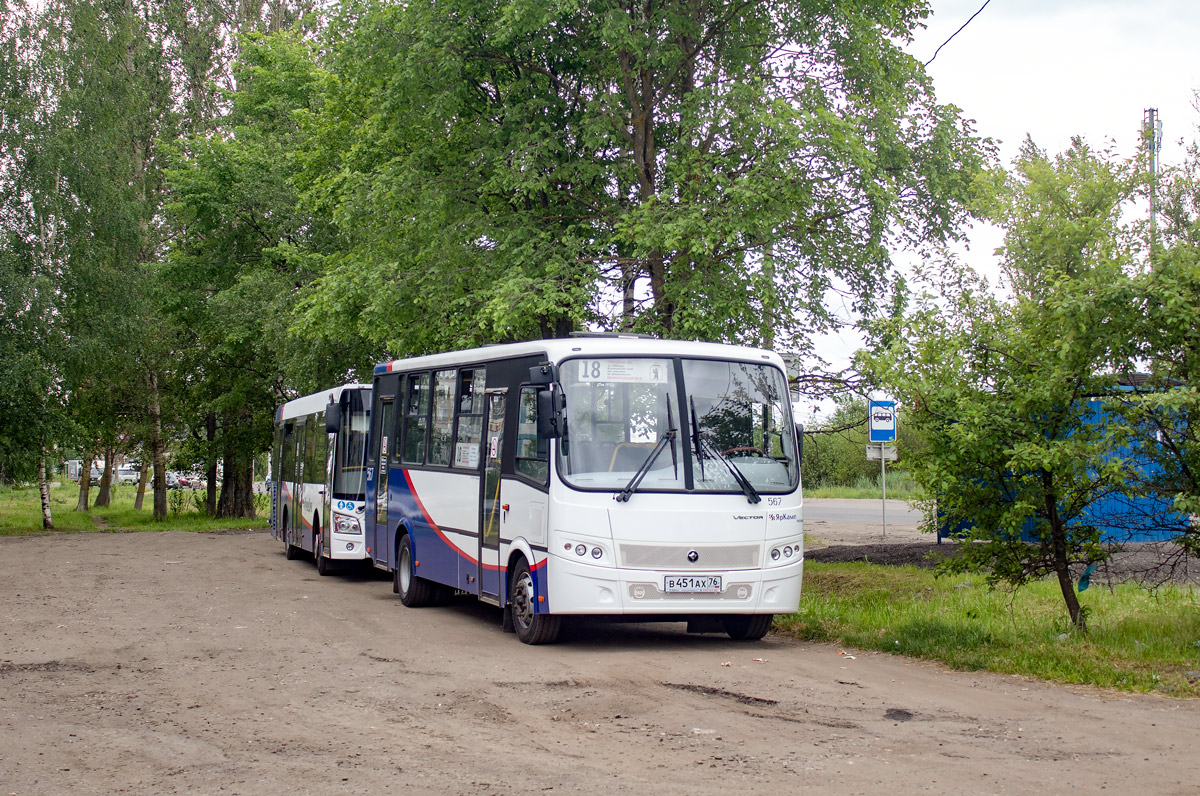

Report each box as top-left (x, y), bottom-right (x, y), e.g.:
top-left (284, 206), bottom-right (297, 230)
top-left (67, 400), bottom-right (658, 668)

top-left (777, 561), bottom-right (1200, 697)
top-left (0, 483), bottom-right (269, 536)
top-left (803, 473), bottom-right (922, 501)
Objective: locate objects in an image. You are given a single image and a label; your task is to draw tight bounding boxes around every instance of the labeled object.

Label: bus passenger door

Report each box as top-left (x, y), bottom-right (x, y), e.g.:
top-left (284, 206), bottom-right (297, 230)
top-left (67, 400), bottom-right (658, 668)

top-left (371, 399), bottom-right (394, 568)
top-left (291, 421), bottom-right (306, 548)
top-left (478, 390), bottom-right (506, 600)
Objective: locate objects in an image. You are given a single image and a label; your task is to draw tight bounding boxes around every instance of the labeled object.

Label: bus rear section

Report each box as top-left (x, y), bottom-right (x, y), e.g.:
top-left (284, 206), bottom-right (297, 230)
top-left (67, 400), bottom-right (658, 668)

top-left (270, 384), bottom-right (371, 575)
top-left (365, 339), bottom-right (803, 644)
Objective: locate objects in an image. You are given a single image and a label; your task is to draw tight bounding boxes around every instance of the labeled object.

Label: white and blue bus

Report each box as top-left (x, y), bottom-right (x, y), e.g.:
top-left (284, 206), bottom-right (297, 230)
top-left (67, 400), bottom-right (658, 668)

top-left (270, 383), bottom-right (371, 575)
top-left (364, 336), bottom-right (804, 644)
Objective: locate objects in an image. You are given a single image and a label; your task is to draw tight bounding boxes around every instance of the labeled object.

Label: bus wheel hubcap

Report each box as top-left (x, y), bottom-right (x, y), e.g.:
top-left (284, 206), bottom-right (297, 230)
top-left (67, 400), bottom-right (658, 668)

top-left (513, 572), bottom-right (535, 628)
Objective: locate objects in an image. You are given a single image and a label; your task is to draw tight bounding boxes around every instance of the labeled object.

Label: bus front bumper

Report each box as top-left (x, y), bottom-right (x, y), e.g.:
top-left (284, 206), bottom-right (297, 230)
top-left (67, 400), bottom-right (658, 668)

top-left (545, 555), bottom-right (803, 615)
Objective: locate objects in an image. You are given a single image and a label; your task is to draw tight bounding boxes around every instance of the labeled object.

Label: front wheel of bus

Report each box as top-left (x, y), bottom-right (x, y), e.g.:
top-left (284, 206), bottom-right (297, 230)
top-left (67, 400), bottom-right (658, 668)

top-left (396, 534), bottom-right (436, 607)
top-left (722, 614), bottom-right (773, 641)
top-left (510, 558), bottom-right (561, 645)
top-left (314, 519), bottom-right (332, 576)
top-left (283, 511), bottom-right (300, 560)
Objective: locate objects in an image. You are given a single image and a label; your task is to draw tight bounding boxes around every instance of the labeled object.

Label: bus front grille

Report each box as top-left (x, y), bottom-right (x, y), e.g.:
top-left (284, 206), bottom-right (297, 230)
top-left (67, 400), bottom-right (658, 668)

top-left (618, 543), bottom-right (761, 570)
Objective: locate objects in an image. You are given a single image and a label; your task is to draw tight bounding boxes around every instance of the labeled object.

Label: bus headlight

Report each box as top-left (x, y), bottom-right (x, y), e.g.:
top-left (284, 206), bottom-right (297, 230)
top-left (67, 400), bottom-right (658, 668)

top-left (767, 540), bottom-right (802, 568)
top-left (556, 535), bottom-right (609, 564)
top-left (333, 515), bottom-right (362, 535)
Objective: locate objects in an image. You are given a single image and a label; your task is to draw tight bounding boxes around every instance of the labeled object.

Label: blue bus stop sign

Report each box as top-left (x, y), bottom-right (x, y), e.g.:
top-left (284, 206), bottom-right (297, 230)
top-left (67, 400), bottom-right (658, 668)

top-left (869, 400), bottom-right (896, 443)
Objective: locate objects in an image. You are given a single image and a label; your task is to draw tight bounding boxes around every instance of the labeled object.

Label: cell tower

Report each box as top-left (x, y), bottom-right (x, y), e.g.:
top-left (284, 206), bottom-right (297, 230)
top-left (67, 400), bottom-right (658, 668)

top-left (1144, 107), bottom-right (1163, 242)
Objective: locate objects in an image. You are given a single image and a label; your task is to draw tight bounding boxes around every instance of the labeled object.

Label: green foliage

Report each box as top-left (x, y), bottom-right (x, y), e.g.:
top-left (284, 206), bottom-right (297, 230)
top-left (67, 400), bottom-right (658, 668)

top-left (801, 395), bottom-right (926, 491)
top-left (1100, 145), bottom-right (1200, 550)
top-left (775, 562), bottom-right (1200, 695)
top-left (296, 0), bottom-right (988, 354)
top-left (860, 139), bottom-right (1145, 631)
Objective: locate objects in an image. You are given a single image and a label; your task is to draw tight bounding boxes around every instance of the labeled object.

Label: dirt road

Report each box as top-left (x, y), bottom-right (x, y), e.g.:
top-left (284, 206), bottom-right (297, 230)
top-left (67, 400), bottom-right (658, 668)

top-left (2, 530), bottom-right (1197, 795)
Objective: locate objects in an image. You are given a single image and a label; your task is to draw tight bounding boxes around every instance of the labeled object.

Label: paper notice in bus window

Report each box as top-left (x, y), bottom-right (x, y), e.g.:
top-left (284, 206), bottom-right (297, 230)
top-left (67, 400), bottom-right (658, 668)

top-left (381, 436), bottom-right (388, 456)
top-left (577, 359), bottom-right (670, 384)
top-left (454, 442), bottom-right (479, 468)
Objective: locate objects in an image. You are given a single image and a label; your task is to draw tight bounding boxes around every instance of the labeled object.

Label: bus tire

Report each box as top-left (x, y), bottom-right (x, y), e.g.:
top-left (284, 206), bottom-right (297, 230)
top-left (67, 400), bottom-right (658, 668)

top-left (722, 614), bottom-right (773, 641)
top-left (510, 558), bottom-right (561, 645)
top-left (314, 518), bottom-right (332, 576)
top-left (283, 511), bottom-right (300, 560)
top-left (396, 533), bottom-right (436, 607)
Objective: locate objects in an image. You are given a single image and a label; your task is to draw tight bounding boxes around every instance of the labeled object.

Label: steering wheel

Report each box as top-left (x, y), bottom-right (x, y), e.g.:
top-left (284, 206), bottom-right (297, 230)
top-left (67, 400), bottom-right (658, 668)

top-left (722, 446), bottom-right (765, 457)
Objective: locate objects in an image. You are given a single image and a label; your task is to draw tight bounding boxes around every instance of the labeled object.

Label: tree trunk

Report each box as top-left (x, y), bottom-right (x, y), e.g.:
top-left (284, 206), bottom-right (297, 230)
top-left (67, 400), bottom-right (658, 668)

top-left (135, 454), bottom-right (148, 510)
top-left (205, 412), bottom-right (217, 515)
top-left (38, 453), bottom-right (53, 530)
top-left (217, 449), bottom-right (257, 519)
top-left (93, 445), bottom-right (115, 507)
top-left (1044, 473), bottom-right (1086, 632)
top-left (148, 372), bottom-right (168, 521)
top-left (75, 450), bottom-right (93, 511)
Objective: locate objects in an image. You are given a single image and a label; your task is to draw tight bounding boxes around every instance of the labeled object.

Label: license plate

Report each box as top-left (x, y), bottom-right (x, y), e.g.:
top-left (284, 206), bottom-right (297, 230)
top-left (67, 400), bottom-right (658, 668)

top-left (663, 575), bottom-right (723, 593)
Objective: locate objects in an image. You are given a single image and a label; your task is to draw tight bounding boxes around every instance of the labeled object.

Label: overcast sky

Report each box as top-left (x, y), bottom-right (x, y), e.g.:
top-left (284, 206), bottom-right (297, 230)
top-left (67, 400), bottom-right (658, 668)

top-left (802, 1), bottom-right (1200, 415)
top-left (911, 0), bottom-right (1199, 166)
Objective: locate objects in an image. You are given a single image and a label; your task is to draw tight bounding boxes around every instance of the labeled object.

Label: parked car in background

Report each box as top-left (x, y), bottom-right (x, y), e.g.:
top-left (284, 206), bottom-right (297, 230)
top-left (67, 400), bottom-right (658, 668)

top-left (165, 472), bottom-right (181, 489)
top-left (117, 467), bottom-right (140, 484)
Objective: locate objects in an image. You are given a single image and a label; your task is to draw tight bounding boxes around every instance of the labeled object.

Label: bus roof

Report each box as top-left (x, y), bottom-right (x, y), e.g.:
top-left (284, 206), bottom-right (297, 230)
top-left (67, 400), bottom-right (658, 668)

top-left (373, 337), bottom-right (785, 376)
top-left (276, 383), bottom-right (370, 423)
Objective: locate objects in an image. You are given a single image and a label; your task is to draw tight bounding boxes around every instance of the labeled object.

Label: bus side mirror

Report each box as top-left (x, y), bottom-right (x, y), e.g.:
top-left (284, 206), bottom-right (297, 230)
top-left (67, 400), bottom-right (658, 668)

top-left (540, 386), bottom-right (566, 441)
top-left (529, 363), bottom-right (558, 386)
top-left (325, 405), bottom-right (342, 434)
top-left (795, 422), bottom-right (804, 462)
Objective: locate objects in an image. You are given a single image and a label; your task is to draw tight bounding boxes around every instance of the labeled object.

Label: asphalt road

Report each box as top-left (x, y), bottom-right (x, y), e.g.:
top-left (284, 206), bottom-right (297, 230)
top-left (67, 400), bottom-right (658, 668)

top-left (803, 497), bottom-right (924, 536)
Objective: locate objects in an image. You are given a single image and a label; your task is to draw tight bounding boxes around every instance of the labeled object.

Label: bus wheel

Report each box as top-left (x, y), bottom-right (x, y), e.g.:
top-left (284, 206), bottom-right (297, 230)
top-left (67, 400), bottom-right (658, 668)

top-left (283, 511), bottom-right (300, 560)
top-left (395, 534), bottom-right (436, 607)
top-left (510, 558), bottom-right (561, 645)
top-left (314, 519), bottom-right (332, 576)
top-left (722, 614), bottom-right (773, 641)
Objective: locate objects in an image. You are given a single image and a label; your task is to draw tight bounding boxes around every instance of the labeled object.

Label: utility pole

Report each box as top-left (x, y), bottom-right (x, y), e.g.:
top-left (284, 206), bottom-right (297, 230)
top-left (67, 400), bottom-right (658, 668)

top-left (1144, 108), bottom-right (1163, 250)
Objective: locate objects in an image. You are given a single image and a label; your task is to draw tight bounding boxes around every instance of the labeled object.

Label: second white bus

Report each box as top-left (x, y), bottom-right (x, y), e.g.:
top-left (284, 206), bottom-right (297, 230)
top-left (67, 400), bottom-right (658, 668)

top-left (270, 383), bottom-right (371, 575)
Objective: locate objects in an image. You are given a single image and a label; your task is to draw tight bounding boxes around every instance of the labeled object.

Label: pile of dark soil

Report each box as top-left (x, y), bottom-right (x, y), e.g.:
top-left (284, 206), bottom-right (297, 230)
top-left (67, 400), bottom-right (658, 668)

top-left (807, 541), bottom-right (1200, 586)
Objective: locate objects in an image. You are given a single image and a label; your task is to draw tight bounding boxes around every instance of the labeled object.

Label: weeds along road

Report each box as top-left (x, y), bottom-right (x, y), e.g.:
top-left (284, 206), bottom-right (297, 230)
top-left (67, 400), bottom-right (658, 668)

top-left (1, 530), bottom-right (1197, 796)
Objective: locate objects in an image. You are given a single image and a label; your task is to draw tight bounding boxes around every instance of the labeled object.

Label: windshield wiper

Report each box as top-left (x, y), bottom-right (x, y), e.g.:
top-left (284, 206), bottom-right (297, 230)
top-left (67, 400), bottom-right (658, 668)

top-left (615, 428), bottom-right (677, 503)
top-left (689, 396), bottom-right (705, 482)
top-left (701, 438), bottom-right (761, 505)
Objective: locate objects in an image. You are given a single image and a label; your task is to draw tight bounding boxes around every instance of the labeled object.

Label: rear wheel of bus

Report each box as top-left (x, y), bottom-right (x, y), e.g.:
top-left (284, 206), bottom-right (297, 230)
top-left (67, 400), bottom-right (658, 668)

top-left (395, 533), bottom-right (441, 607)
top-left (509, 558), bottom-right (561, 645)
top-left (722, 614), bottom-right (773, 641)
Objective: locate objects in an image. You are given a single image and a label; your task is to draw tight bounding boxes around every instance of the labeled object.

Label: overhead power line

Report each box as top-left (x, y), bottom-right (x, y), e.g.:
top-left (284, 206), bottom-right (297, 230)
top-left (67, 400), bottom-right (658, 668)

top-left (925, 0), bottom-right (993, 67)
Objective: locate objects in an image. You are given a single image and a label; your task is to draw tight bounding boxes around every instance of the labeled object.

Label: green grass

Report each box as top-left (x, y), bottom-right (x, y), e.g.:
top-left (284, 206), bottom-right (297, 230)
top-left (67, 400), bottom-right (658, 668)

top-left (804, 471), bottom-right (922, 500)
top-left (0, 483), bottom-right (269, 536)
top-left (777, 561), bottom-right (1200, 696)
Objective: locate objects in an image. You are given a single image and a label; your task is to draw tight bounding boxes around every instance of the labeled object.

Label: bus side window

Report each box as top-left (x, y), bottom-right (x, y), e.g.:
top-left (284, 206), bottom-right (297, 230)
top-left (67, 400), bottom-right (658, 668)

top-left (453, 368), bottom-right (485, 470)
top-left (312, 411), bottom-right (328, 484)
top-left (429, 369), bottom-right (456, 466)
top-left (402, 373), bottom-right (430, 465)
top-left (515, 386), bottom-right (549, 485)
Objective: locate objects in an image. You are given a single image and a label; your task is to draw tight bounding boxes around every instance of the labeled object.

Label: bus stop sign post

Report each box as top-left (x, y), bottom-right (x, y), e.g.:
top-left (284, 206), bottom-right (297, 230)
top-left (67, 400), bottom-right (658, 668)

top-left (868, 401), bottom-right (897, 539)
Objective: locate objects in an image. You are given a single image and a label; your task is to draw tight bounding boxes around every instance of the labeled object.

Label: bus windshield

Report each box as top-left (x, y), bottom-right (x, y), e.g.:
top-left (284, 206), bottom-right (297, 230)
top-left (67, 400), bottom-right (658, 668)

top-left (334, 388), bottom-right (370, 500)
top-left (559, 357), bottom-right (798, 494)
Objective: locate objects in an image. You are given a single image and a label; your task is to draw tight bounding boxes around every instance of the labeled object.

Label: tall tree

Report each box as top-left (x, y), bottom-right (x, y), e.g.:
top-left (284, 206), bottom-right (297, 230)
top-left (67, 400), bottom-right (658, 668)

top-left (861, 139), bottom-right (1143, 631)
top-left (0, 1), bottom-right (72, 525)
top-left (164, 28), bottom-right (358, 518)
top-left (297, 0), bottom-right (988, 356)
